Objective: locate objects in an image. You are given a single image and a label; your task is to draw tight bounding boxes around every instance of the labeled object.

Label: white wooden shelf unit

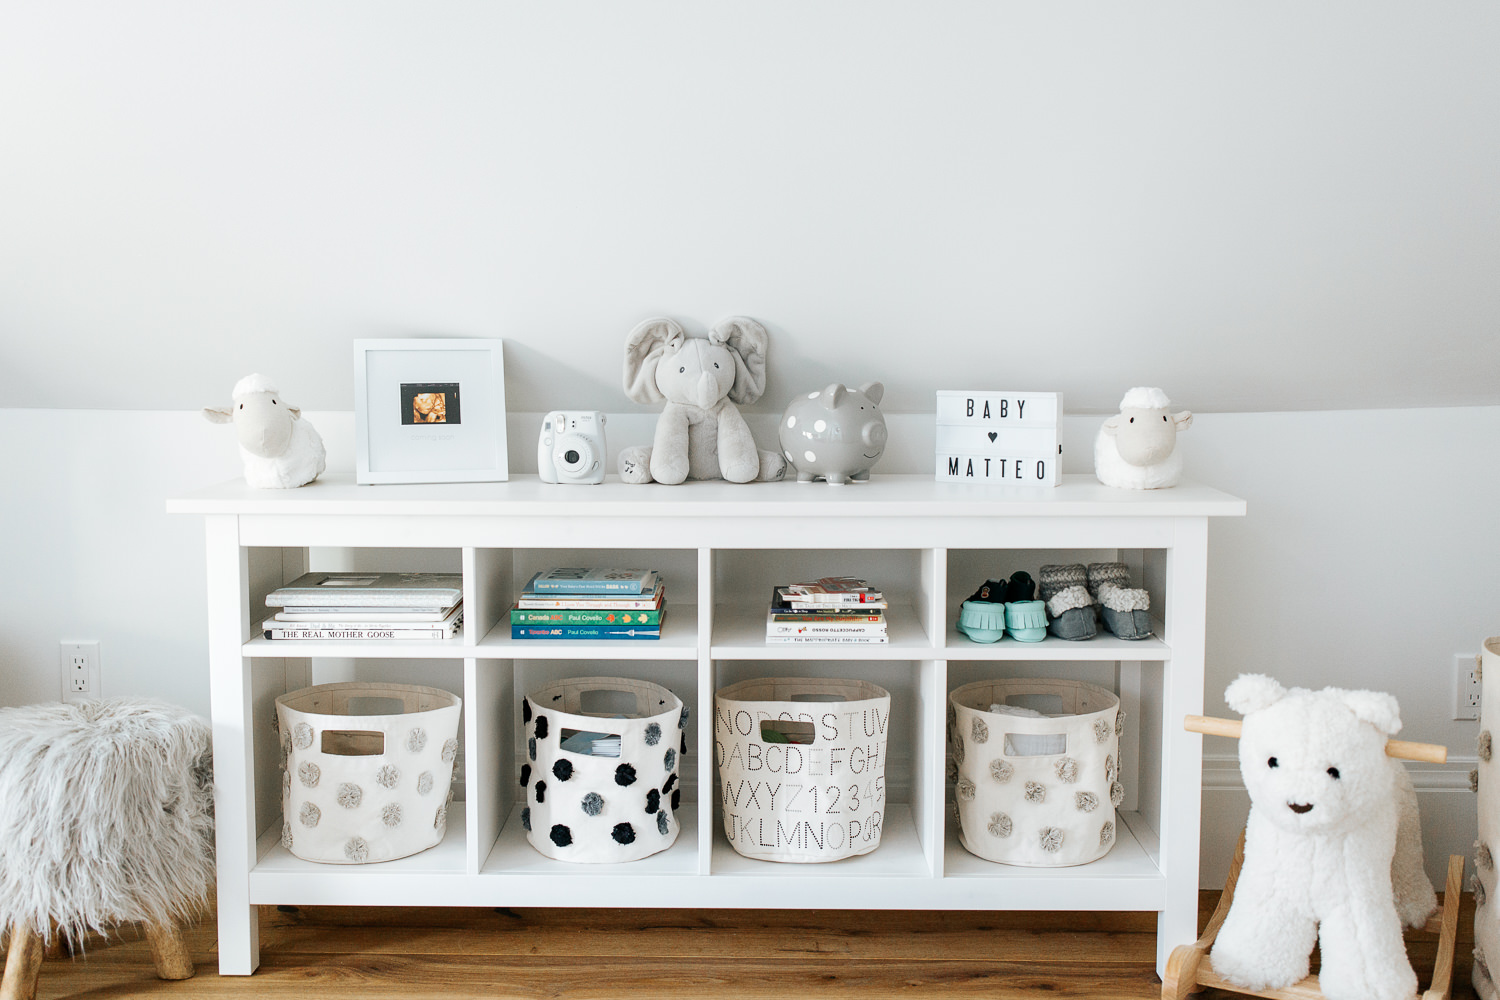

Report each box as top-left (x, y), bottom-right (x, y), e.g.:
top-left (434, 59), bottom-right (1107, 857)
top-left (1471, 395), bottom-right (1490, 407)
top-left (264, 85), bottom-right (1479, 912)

top-left (169, 472), bottom-right (1245, 977)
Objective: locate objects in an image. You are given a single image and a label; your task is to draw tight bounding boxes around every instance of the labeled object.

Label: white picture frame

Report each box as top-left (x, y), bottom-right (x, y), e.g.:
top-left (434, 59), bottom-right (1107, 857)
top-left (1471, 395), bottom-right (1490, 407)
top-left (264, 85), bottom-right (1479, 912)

top-left (353, 339), bottom-right (509, 484)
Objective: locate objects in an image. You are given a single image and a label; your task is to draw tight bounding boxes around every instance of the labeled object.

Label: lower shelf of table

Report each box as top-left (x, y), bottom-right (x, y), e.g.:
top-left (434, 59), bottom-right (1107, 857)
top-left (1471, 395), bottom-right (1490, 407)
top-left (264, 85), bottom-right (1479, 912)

top-left (246, 803), bottom-right (1165, 910)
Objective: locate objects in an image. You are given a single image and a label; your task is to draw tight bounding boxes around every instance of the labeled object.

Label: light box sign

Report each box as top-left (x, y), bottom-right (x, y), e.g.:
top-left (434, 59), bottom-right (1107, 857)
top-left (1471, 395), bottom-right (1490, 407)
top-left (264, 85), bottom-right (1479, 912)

top-left (935, 390), bottom-right (1061, 487)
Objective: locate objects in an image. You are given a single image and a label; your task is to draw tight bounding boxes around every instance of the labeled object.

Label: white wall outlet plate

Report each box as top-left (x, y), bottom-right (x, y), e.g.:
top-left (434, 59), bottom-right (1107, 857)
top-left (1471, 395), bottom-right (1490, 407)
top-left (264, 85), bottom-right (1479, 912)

top-left (60, 640), bottom-right (101, 704)
top-left (1454, 652), bottom-right (1481, 721)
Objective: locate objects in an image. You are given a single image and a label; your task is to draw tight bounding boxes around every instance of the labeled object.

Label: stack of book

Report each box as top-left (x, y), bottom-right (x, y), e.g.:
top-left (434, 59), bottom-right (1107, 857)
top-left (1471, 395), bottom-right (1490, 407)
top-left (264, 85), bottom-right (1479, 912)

top-left (511, 568), bottom-right (664, 640)
top-left (262, 572), bottom-right (464, 640)
top-left (766, 577), bottom-right (888, 644)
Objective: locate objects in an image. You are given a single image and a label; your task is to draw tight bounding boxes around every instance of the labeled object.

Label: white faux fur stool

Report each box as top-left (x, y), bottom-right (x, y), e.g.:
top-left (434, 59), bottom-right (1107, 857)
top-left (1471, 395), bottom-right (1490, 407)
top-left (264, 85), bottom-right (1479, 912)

top-left (0, 699), bottom-right (214, 999)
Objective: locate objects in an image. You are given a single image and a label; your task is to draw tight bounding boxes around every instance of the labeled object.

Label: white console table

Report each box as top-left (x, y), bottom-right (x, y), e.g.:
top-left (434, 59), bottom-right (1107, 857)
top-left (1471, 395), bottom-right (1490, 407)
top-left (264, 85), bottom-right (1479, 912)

top-left (168, 472), bottom-right (1244, 976)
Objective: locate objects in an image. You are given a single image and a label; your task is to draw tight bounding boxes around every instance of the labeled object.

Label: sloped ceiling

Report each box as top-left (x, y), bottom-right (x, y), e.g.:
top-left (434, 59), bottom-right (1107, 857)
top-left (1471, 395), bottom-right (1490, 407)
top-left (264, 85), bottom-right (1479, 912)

top-left (1, 4), bottom-right (1496, 415)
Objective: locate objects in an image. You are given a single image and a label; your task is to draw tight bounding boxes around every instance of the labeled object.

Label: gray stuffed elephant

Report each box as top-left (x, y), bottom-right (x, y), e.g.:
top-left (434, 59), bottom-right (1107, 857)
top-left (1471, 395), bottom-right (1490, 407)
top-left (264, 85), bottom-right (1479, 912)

top-left (619, 316), bottom-right (787, 485)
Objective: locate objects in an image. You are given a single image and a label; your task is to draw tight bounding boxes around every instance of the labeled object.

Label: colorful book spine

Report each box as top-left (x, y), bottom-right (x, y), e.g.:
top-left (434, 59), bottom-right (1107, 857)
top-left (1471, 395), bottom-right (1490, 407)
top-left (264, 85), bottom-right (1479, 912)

top-left (511, 625), bottom-right (661, 640)
top-left (526, 569), bottom-right (658, 594)
top-left (511, 607), bottom-right (663, 626)
top-left (767, 623), bottom-right (887, 636)
top-left (764, 634), bottom-right (889, 644)
top-left (516, 585), bottom-right (665, 611)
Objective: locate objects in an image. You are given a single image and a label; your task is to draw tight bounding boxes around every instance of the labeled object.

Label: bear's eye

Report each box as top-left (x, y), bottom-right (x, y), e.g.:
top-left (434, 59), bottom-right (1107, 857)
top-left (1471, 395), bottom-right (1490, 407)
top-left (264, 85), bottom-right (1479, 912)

top-left (714, 362), bottom-right (720, 368)
top-left (1326, 767), bottom-right (1340, 780)
top-left (1267, 757), bottom-right (1278, 768)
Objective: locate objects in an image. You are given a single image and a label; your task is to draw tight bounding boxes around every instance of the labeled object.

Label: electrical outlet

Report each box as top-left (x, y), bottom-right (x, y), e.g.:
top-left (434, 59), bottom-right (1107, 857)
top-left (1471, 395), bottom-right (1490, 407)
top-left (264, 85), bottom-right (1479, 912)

top-left (59, 641), bottom-right (101, 704)
top-left (1454, 653), bottom-right (1482, 721)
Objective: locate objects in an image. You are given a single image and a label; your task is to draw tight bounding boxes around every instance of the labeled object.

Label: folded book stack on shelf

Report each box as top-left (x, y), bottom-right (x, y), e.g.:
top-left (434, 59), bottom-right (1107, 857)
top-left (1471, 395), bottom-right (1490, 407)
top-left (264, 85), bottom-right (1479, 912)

top-left (511, 567), bottom-right (664, 640)
top-left (766, 577), bottom-right (888, 644)
top-left (262, 572), bottom-right (464, 640)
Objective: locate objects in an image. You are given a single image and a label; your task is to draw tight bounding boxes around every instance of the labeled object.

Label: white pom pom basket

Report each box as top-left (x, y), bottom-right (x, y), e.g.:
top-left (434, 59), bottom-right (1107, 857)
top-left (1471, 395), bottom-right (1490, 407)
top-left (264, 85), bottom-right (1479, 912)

top-left (715, 677), bottom-right (890, 863)
top-left (276, 681), bottom-right (462, 865)
top-left (521, 676), bottom-right (686, 863)
top-left (949, 678), bottom-right (1121, 868)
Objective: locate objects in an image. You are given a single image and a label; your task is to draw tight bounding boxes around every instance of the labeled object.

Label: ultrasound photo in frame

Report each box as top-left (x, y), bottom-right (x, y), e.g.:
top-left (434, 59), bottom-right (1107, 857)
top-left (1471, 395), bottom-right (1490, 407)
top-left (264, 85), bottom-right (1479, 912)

top-left (354, 340), bottom-right (508, 484)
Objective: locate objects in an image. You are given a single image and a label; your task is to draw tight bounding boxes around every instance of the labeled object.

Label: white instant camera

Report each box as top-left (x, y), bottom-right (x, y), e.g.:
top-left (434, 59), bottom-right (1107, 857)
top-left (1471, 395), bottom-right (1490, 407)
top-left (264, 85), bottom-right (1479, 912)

top-left (538, 411), bottom-right (607, 484)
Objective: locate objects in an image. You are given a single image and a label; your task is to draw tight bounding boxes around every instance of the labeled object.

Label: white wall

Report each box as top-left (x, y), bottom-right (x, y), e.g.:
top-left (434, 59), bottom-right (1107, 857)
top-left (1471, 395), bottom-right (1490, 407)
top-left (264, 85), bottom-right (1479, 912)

top-left (1, 3), bottom-right (1497, 414)
top-left (2, 406), bottom-right (1495, 883)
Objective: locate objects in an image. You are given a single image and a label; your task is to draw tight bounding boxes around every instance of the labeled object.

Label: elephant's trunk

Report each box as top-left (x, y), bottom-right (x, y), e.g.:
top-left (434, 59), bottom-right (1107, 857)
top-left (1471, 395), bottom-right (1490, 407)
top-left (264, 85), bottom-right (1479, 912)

top-left (695, 372), bottom-right (719, 410)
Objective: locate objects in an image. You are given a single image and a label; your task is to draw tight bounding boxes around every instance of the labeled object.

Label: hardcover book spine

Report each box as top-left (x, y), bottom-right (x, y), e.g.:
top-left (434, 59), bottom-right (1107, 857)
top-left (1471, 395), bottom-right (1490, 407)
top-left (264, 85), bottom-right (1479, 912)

top-left (763, 635), bottom-right (890, 644)
top-left (511, 625), bottom-right (661, 640)
top-left (263, 628), bottom-right (456, 640)
top-left (511, 608), bottom-right (663, 625)
top-left (767, 624), bottom-right (888, 635)
top-left (516, 592), bottom-right (664, 610)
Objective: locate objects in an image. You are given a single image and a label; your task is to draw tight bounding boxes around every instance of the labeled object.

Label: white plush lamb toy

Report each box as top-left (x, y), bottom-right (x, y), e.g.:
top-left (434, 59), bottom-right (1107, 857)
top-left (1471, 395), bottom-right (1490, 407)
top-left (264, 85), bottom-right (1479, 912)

top-left (1094, 386), bottom-right (1192, 489)
top-left (203, 374), bottom-right (326, 489)
top-left (1212, 674), bottom-right (1437, 1000)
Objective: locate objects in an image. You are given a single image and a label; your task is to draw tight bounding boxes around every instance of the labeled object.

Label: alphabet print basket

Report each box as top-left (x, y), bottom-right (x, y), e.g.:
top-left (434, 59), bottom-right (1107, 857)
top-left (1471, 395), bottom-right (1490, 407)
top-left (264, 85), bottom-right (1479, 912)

top-left (949, 679), bottom-right (1121, 867)
top-left (521, 677), bottom-right (686, 863)
top-left (276, 682), bottom-right (462, 865)
top-left (715, 677), bottom-right (890, 863)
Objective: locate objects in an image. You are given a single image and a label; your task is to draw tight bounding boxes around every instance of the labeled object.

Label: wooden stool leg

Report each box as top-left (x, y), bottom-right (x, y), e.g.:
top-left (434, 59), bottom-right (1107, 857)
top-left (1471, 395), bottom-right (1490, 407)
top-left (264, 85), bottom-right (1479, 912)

top-left (145, 921), bottom-right (195, 981)
top-left (1, 923), bottom-right (44, 1000)
top-left (40, 922), bottom-right (66, 961)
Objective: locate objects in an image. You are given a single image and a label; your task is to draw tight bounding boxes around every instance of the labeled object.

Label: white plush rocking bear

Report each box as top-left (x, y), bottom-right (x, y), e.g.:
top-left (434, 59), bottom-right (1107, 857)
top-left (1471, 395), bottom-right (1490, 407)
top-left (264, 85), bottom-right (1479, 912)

top-left (618, 316), bottom-right (786, 485)
top-left (1212, 674), bottom-right (1437, 1000)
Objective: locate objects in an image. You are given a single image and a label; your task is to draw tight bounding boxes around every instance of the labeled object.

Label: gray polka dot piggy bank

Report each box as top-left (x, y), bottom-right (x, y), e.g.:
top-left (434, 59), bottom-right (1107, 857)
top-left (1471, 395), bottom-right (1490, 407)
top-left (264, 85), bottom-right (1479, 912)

top-left (778, 382), bottom-right (888, 484)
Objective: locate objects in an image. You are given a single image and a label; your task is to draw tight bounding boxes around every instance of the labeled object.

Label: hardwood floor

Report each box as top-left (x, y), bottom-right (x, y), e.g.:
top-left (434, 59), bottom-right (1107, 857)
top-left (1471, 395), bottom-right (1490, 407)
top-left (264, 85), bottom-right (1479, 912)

top-left (10, 894), bottom-right (1479, 999)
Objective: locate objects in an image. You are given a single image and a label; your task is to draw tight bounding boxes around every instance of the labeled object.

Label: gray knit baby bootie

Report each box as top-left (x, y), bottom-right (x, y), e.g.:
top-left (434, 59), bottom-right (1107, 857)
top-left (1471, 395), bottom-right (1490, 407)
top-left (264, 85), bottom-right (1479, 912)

top-left (1088, 562), bottom-right (1152, 640)
top-left (1038, 564), bottom-right (1096, 640)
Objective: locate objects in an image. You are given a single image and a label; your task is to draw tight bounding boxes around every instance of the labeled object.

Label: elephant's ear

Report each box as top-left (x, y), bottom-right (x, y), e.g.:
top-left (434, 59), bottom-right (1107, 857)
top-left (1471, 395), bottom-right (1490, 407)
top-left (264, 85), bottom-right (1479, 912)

top-left (624, 317), bottom-right (685, 405)
top-left (710, 316), bottom-right (768, 405)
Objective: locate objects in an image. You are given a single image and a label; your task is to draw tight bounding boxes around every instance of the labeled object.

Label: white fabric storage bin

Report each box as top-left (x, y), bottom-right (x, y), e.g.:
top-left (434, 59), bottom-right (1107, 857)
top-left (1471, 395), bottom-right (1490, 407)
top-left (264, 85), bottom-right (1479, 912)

top-left (521, 676), bottom-right (685, 863)
top-left (949, 678), bottom-right (1121, 868)
top-left (715, 676), bottom-right (890, 863)
top-left (1473, 636), bottom-right (1500, 999)
top-left (276, 681), bottom-right (461, 865)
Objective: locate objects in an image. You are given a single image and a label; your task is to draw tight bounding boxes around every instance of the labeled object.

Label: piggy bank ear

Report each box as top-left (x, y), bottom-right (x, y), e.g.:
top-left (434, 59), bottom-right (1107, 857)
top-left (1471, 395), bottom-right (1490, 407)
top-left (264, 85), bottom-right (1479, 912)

top-left (1226, 674), bottom-right (1286, 716)
top-left (710, 316), bottom-right (768, 404)
top-left (818, 383), bottom-right (848, 411)
top-left (1335, 688), bottom-right (1402, 737)
top-left (859, 381), bottom-right (884, 405)
top-left (624, 317), bottom-right (685, 405)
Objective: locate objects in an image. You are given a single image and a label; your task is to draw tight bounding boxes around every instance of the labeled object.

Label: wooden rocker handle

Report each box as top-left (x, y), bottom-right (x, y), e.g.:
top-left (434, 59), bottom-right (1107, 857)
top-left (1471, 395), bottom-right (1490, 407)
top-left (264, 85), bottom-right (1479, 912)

top-left (1185, 715), bottom-right (1448, 763)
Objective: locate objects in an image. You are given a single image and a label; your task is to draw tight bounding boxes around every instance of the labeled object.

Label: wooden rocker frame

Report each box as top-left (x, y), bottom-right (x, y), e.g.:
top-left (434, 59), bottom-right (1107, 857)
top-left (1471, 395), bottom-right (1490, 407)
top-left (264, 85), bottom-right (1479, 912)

top-left (1163, 715), bottom-right (1463, 1000)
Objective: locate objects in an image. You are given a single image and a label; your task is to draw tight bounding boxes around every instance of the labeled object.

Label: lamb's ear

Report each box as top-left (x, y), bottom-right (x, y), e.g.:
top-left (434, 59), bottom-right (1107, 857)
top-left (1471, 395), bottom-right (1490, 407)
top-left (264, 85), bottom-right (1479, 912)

top-left (624, 318), bottom-right (685, 405)
top-left (1173, 410), bottom-right (1194, 432)
top-left (287, 406), bottom-right (302, 420)
top-left (1225, 674), bottom-right (1286, 716)
top-left (1336, 689), bottom-right (1403, 737)
top-left (1100, 414), bottom-right (1121, 437)
top-left (859, 381), bottom-right (884, 405)
top-left (711, 316), bottom-right (768, 405)
top-left (203, 407), bottom-right (233, 424)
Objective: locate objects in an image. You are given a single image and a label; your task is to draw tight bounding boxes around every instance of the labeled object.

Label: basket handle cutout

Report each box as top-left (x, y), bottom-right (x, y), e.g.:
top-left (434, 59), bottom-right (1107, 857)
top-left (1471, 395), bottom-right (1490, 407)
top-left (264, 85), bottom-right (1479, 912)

top-left (1001, 693), bottom-right (1066, 715)
top-left (343, 696), bottom-right (407, 717)
top-left (579, 688), bottom-right (642, 718)
top-left (560, 728), bottom-right (623, 757)
top-left (321, 730), bottom-right (385, 756)
top-left (790, 693), bottom-right (846, 702)
top-left (1003, 733), bottom-right (1068, 757)
top-left (761, 720), bottom-right (815, 745)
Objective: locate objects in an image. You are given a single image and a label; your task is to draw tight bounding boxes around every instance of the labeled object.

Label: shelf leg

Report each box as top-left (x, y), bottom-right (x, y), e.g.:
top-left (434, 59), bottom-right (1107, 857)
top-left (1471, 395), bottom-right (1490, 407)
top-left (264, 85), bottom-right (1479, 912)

top-left (205, 516), bottom-right (261, 974)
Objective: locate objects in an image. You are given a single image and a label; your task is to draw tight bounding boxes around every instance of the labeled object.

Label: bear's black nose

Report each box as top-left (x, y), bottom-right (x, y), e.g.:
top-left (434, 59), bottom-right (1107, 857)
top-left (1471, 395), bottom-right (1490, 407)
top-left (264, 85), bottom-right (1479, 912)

top-left (1289, 803), bottom-right (1313, 814)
